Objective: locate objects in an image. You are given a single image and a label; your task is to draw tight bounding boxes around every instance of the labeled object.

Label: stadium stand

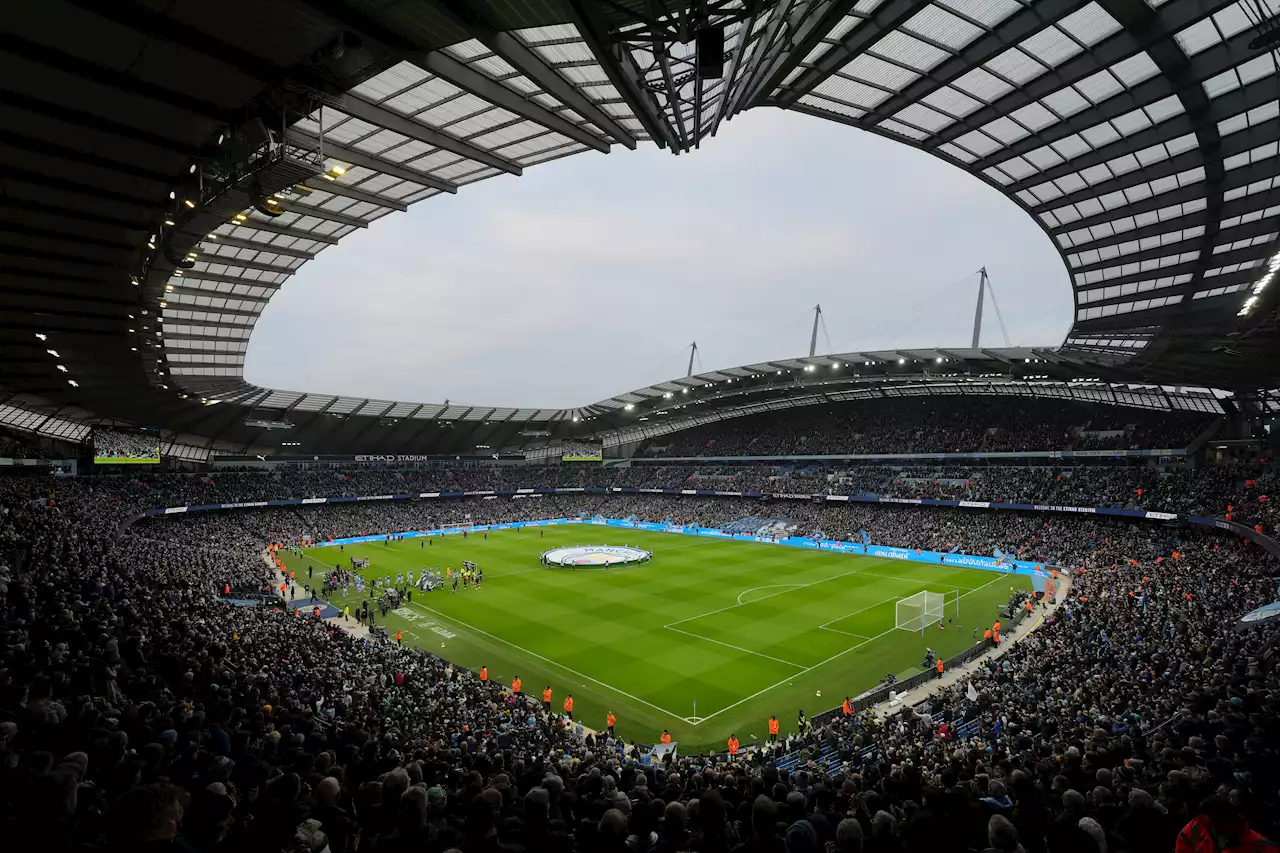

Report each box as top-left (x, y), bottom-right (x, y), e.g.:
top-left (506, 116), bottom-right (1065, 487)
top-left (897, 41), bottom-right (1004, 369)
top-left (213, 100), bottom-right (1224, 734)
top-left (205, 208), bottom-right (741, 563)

top-left (1, 463), bottom-right (1276, 852)
top-left (3, 0), bottom-right (1280, 847)
top-left (638, 400), bottom-right (1220, 458)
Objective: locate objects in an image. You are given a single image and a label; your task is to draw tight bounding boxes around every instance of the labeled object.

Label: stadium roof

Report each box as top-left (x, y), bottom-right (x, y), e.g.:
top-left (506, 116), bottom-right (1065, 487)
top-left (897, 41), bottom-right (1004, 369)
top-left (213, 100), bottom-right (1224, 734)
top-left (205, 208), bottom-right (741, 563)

top-left (1, 0), bottom-right (1278, 456)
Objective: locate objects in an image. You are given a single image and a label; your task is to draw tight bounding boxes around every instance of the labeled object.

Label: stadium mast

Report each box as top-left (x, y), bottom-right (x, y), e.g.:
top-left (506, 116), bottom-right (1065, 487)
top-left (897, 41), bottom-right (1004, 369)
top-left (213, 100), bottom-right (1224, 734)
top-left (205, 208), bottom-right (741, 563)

top-left (809, 304), bottom-right (822, 357)
top-left (971, 269), bottom-right (987, 348)
top-left (686, 341), bottom-right (698, 377)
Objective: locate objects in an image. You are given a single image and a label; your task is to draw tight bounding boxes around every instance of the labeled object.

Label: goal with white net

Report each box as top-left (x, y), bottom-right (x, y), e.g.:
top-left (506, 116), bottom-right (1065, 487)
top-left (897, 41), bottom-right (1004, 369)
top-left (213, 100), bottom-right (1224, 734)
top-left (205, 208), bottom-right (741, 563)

top-left (896, 591), bottom-right (947, 633)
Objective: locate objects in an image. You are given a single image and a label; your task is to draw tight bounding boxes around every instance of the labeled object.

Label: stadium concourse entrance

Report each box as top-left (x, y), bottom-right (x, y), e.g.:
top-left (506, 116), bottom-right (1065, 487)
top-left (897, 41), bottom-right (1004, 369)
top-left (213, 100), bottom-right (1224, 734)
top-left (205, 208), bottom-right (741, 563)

top-left (276, 523), bottom-right (1028, 752)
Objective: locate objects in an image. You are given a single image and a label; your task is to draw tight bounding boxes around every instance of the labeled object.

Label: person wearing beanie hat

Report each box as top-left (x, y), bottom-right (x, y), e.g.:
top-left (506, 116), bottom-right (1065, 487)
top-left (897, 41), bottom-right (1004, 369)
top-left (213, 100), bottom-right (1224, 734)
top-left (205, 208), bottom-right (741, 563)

top-left (786, 819), bottom-right (819, 853)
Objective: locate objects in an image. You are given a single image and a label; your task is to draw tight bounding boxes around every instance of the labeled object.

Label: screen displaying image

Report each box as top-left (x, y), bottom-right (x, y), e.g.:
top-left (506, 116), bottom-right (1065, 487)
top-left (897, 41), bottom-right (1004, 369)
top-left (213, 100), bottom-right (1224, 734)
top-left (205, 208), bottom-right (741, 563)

top-left (562, 441), bottom-right (604, 462)
top-left (92, 427), bottom-right (161, 464)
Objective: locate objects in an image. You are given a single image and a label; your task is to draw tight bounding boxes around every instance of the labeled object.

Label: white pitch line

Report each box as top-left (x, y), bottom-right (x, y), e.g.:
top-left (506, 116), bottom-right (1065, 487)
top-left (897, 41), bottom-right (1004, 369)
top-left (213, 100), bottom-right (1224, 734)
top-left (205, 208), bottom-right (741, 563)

top-left (818, 595), bottom-right (903, 629)
top-left (736, 584), bottom-right (803, 605)
top-left (693, 627), bottom-right (898, 724)
top-left (665, 566), bottom-right (867, 628)
top-left (407, 601), bottom-right (690, 722)
top-left (664, 625), bottom-right (805, 668)
top-left (820, 626), bottom-right (876, 640)
top-left (852, 569), bottom-right (979, 591)
top-left (692, 571), bottom-right (1017, 725)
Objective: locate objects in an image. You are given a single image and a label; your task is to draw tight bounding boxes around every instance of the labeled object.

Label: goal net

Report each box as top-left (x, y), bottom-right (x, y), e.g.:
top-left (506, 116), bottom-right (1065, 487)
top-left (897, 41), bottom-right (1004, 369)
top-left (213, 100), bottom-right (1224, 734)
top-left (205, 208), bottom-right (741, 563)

top-left (896, 591), bottom-right (947, 633)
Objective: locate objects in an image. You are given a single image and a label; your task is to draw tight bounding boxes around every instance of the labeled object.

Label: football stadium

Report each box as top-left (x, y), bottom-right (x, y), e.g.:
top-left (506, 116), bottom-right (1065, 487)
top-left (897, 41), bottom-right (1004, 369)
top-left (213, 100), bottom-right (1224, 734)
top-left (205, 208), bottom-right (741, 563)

top-left (2, 1), bottom-right (1280, 852)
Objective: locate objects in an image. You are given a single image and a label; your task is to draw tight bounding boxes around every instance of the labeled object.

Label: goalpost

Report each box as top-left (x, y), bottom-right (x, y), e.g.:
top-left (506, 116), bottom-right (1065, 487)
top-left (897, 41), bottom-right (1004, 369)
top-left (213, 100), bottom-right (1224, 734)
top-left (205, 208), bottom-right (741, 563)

top-left (895, 591), bottom-right (948, 634)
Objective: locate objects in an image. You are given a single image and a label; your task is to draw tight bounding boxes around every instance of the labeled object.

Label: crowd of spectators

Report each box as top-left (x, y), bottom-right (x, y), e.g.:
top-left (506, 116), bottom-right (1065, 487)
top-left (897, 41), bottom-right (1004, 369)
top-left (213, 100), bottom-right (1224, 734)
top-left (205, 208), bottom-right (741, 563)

top-left (80, 460), bottom-right (1280, 536)
top-left (0, 427), bottom-right (78, 461)
top-left (91, 428), bottom-right (161, 462)
top-left (638, 399), bottom-right (1219, 457)
top-left (1, 464), bottom-right (1276, 853)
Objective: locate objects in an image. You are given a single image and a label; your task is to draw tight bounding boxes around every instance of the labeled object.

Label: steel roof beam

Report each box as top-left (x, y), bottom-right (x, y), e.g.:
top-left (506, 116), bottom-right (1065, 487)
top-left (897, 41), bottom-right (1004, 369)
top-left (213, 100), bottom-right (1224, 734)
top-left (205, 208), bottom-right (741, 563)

top-left (1001, 110), bottom-right (1196, 196)
top-left (156, 333), bottom-right (249, 345)
top-left (0, 195), bottom-right (149, 233)
top-left (290, 132), bottom-right (459, 193)
top-left (873, 0), bottom-right (1093, 124)
top-left (935, 3), bottom-right (1244, 151)
top-left (225, 219), bottom-right (340, 246)
top-left (274, 199), bottom-right (368, 229)
top-left (488, 29), bottom-right (636, 148)
top-left (746, 0), bottom-right (854, 110)
top-left (168, 270), bottom-right (286, 289)
top-left (188, 254), bottom-right (297, 276)
top-left (972, 74), bottom-right (1180, 174)
top-left (0, 89), bottom-right (199, 159)
top-left (566, 0), bottom-right (681, 150)
top-left (199, 236), bottom-right (316, 260)
top-left (297, 179), bottom-right (408, 212)
top-left (326, 92), bottom-right (523, 173)
top-left (412, 0), bottom-right (627, 147)
top-left (165, 285), bottom-right (270, 304)
top-left (774, 0), bottom-right (922, 107)
top-left (0, 221), bottom-right (136, 253)
top-left (0, 33), bottom-right (232, 125)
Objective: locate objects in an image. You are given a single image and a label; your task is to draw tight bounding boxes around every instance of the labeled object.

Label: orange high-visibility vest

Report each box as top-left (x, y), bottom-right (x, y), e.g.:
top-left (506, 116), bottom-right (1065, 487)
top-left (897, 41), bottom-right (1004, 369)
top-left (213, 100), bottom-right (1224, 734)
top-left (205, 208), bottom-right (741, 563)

top-left (994, 631), bottom-right (1001, 644)
top-left (936, 659), bottom-right (944, 674)
top-left (511, 677), bottom-right (522, 693)
top-left (607, 713), bottom-right (616, 728)
top-left (660, 732), bottom-right (671, 744)
top-left (543, 688), bottom-right (553, 703)
top-left (479, 667), bottom-right (488, 681)
top-left (395, 631), bottom-right (403, 642)
top-left (984, 629), bottom-right (992, 640)
top-left (993, 621), bottom-right (1001, 632)
top-left (769, 718), bottom-right (779, 735)
top-left (564, 696), bottom-right (573, 713)
top-left (842, 699), bottom-right (852, 716)
top-left (728, 737), bottom-right (739, 755)
top-left (224, 584), bottom-right (230, 594)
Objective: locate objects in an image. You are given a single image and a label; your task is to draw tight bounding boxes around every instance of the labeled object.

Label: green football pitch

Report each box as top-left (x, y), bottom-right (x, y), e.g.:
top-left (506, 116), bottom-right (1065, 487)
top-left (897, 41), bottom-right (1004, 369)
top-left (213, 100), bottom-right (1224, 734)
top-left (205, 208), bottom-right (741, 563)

top-left (279, 528), bottom-right (1029, 752)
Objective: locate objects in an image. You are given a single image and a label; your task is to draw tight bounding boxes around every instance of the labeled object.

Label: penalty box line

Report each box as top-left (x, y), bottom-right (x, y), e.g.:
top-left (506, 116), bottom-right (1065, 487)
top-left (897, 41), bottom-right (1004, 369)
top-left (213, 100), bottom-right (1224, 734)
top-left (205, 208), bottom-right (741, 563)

top-left (691, 572), bottom-right (1013, 726)
top-left (817, 595), bottom-right (903, 640)
top-left (406, 601), bottom-right (697, 724)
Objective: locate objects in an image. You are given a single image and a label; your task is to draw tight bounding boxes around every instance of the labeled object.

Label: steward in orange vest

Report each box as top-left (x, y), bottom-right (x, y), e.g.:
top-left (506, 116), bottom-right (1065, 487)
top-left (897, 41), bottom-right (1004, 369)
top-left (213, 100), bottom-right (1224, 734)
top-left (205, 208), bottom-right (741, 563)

top-left (563, 695), bottom-right (574, 718)
top-left (842, 697), bottom-right (852, 716)
top-left (543, 687), bottom-right (553, 708)
top-left (511, 676), bottom-right (522, 694)
top-left (479, 665), bottom-right (488, 682)
top-left (606, 712), bottom-right (616, 735)
top-left (768, 716), bottom-right (780, 743)
top-left (660, 730), bottom-right (671, 745)
top-left (727, 735), bottom-right (740, 756)
top-left (936, 658), bottom-right (944, 677)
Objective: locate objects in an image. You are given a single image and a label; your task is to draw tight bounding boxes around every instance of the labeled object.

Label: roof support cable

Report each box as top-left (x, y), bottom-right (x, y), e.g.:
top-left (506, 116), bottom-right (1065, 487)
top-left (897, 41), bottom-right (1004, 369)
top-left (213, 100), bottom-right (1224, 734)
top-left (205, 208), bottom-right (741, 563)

top-left (984, 273), bottom-right (1013, 348)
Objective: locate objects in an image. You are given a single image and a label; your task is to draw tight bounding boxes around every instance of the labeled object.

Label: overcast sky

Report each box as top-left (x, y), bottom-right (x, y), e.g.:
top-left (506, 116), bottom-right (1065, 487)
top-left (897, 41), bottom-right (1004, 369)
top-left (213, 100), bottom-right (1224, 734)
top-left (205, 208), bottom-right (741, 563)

top-left (246, 108), bottom-right (1072, 409)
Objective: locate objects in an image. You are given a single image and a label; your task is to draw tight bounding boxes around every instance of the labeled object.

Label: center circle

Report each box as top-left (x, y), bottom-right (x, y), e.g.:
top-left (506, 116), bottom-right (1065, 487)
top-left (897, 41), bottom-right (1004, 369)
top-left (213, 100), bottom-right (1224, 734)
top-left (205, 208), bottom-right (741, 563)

top-left (540, 545), bottom-right (652, 568)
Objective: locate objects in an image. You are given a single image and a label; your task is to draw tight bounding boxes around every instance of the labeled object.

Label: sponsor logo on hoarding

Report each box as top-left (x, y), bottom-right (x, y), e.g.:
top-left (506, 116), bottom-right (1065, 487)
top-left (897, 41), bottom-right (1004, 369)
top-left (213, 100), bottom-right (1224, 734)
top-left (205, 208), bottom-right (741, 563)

top-left (164, 506), bottom-right (188, 514)
top-left (355, 455), bottom-right (440, 462)
top-left (302, 497), bottom-right (326, 504)
top-left (356, 495), bottom-right (393, 501)
top-left (959, 500), bottom-right (990, 508)
top-left (1144, 511), bottom-right (1178, 520)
